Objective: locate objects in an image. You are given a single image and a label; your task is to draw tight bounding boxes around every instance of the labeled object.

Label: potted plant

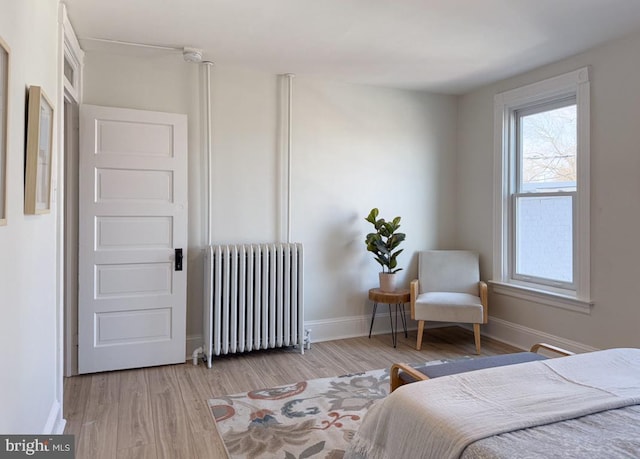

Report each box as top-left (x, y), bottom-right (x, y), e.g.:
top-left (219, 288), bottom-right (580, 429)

top-left (365, 208), bottom-right (406, 292)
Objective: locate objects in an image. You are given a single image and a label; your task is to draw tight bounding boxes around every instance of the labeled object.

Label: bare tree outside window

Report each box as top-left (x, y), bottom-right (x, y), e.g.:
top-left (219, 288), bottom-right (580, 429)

top-left (520, 104), bottom-right (577, 191)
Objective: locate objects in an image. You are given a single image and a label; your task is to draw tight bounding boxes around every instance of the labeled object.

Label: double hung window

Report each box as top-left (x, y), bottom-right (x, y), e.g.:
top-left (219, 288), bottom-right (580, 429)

top-left (493, 68), bottom-right (591, 312)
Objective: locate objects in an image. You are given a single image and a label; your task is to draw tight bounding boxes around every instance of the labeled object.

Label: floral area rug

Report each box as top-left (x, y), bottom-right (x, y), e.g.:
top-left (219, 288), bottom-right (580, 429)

top-left (209, 360), bottom-right (456, 459)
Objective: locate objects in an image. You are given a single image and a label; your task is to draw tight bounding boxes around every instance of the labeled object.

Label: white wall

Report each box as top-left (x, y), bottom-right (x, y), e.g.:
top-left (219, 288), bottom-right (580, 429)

top-left (0, 0), bottom-right (62, 433)
top-left (82, 51), bottom-right (458, 347)
top-left (457, 30), bottom-right (640, 350)
top-left (292, 78), bottom-right (457, 322)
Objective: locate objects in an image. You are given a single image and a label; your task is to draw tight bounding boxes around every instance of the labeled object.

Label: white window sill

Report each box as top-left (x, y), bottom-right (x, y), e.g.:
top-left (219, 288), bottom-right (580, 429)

top-left (489, 281), bottom-right (593, 315)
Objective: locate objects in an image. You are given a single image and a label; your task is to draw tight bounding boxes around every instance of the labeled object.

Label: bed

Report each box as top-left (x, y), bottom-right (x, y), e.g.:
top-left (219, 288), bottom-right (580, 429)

top-left (345, 348), bottom-right (640, 459)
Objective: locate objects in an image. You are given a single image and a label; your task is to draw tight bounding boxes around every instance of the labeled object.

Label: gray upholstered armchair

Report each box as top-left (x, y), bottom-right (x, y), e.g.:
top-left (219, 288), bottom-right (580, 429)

top-left (410, 250), bottom-right (488, 353)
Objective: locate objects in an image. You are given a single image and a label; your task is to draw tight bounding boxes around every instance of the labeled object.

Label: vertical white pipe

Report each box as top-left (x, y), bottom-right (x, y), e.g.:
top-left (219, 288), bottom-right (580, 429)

top-left (285, 73), bottom-right (295, 243)
top-left (204, 62), bottom-right (214, 247)
top-left (200, 61), bottom-right (214, 366)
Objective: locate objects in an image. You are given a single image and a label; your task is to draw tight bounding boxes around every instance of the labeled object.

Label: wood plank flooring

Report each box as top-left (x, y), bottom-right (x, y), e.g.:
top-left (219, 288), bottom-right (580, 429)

top-left (64, 326), bottom-right (519, 458)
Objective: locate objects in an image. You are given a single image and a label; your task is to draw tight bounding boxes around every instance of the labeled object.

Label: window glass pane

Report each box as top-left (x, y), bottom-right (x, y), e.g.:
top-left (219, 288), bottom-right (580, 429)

top-left (64, 56), bottom-right (74, 85)
top-left (520, 104), bottom-right (576, 192)
top-left (515, 195), bottom-right (573, 283)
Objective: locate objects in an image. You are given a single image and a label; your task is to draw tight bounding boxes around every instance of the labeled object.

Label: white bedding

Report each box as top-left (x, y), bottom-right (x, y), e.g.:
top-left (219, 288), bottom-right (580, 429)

top-left (345, 348), bottom-right (640, 459)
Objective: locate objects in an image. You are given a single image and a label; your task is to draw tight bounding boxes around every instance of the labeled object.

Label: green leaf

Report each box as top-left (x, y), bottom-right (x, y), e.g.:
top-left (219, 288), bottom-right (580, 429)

top-left (387, 236), bottom-right (399, 250)
top-left (365, 208), bottom-right (378, 224)
top-left (374, 241), bottom-right (389, 255)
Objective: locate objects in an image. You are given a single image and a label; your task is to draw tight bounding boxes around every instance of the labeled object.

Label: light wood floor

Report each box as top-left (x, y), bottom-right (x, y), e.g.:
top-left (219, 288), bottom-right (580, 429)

top-left (63, 326), bottom-right (519, 458)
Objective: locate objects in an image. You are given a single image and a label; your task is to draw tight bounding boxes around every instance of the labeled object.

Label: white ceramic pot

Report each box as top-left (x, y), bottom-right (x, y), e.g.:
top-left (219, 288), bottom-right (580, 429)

top-left (379, 272), bottom-right (397, 293)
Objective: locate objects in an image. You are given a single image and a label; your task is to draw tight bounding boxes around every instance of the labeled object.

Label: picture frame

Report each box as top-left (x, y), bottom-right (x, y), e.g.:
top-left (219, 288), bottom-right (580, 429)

top-left (24, 85), bottom-right (54, 215)
top-left (0, 37), bottom-right (9, 225)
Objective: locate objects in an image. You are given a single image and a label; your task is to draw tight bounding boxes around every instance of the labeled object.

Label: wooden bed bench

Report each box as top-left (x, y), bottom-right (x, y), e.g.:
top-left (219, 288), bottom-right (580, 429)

top-left (390, 342), bottom-right (573, 392)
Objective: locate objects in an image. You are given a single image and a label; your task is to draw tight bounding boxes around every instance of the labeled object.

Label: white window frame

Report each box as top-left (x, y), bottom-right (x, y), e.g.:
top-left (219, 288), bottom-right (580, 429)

top-left (62, 10), bottom-right (83, 103)
top-left (492, 67), bottom-right (592, 314)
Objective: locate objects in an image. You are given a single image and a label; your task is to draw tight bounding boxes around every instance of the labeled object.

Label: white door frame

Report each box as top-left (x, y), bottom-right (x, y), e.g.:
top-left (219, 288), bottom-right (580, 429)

top-left (57, 3), bottom-right (84, 386)
top-left (62, 97), bottom-right (79, 377)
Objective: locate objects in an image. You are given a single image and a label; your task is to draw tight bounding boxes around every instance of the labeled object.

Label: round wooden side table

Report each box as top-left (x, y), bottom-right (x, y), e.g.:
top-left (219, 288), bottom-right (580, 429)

top-left (368, 288), bottom-right (410, 348)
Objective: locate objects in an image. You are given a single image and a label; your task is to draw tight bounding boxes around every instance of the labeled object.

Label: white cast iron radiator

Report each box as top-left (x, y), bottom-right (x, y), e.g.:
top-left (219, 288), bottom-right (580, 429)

top-left (201, 243), bottom-right (308, 368)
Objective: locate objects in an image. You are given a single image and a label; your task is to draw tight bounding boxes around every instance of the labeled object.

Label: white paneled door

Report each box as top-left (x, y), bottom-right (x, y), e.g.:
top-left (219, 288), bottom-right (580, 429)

top-left (78, 105), bottom-right (188, 374)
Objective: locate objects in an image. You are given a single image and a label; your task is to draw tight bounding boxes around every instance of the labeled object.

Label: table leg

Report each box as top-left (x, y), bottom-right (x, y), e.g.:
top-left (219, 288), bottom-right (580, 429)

top-left (400, 303), bottom-right (408, 338)
top-left (368, 302), bottom-right (378, 338)
top-left (389, 304), bottom-right (397, 348)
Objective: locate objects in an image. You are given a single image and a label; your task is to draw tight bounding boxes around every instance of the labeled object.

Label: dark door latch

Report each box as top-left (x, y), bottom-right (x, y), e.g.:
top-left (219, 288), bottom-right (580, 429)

top-left (175, 248), bottom-right (183, 271)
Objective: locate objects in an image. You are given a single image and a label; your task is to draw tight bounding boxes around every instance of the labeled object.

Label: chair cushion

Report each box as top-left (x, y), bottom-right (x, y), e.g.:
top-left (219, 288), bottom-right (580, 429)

top-left (414, 292), bottom-right (484, 323)
top-left (399, 352), bottom-right (548, 384)
top-left (418, 250), bottom-right (479, 295)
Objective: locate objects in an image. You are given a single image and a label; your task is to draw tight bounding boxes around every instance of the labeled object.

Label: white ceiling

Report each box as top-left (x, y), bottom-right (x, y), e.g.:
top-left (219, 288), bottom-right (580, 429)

top-left (64, 0), bottom-right (640, 94)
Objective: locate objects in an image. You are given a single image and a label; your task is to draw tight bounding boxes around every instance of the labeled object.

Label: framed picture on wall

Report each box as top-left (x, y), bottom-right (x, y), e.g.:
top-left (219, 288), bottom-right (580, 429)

top-left (0, 37), bottom-right (9, 225)
top-left (24, 85), bottom-right (54, 215)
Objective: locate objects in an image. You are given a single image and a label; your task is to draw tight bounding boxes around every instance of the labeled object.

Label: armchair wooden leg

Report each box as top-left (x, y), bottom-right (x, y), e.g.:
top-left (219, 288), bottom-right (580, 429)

top-left (473, 323), bottom-right (481, 355)
top-left (416, 320), bottom-right (425, 350)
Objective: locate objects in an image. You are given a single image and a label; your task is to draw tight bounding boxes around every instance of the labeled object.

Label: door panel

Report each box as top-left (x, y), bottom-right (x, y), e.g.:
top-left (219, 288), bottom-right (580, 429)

top-left (96, 168), bottom-right (174, 202)
top-left (96, 216), bottom-right (173, 250)
top-left (95, 308), bottom-right (172, 345)
top-left (78, 104), bottom-right (187, 374)
top-left (96, 119), bottom-right (174, 157)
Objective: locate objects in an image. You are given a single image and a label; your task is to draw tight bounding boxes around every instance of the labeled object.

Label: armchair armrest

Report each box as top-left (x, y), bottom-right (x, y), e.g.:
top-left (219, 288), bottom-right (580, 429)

top-left (529, 342), bottom-right (574, 356)
top-left (410, 279), bottom-right (419, 320)
top-left (390, 363), bottom-right (429, 392)
top-left (479, 281), bottom-right (488, 324)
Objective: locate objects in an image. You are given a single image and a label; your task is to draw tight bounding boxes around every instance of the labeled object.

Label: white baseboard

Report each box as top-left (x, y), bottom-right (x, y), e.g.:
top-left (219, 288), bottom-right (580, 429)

top-left (304, 312), bottom-right (419, 343)
top-left (474, 316), bottom-right (599, 354)
top-left (187, 314), bottom-right (596, 359)
top-left (53, 418), bottom-right (67, 435)
top-left (43, 400), bottom-right (66, 434)
top-left (186, 312), bottom-right (450, 358)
